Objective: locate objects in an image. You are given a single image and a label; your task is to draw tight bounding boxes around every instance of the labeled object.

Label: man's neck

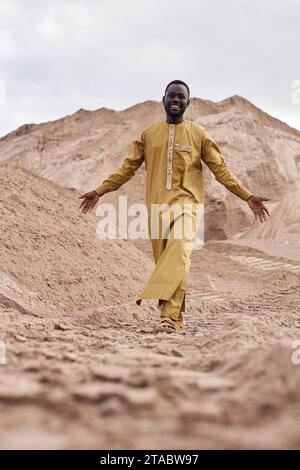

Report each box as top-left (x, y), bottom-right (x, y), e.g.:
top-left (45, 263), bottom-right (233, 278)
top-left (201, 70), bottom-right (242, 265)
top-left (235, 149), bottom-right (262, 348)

top-left (166, 115), bottom-right (185, 125)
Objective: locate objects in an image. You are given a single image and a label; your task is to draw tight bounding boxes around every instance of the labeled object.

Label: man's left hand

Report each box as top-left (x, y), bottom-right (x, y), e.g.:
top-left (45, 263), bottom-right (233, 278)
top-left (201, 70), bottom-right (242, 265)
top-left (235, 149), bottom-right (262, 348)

top-left (247, 195), bottom-right (271, 223)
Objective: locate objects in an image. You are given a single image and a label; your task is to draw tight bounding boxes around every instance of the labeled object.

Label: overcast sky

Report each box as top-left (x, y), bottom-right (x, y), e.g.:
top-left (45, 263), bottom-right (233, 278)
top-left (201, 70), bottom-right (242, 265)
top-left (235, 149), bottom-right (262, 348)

top-left (0, 0), bottom-right (299, 137)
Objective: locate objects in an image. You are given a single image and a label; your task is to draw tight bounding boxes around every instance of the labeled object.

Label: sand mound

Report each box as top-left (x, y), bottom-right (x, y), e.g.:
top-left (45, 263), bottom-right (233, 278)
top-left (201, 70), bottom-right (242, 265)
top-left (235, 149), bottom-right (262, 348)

top-left (1, 96), bottom-right (300, 240)
top-left (240, 182), bottom-right (300, 241)
top-left (0, 164), bottom-right (153, 320)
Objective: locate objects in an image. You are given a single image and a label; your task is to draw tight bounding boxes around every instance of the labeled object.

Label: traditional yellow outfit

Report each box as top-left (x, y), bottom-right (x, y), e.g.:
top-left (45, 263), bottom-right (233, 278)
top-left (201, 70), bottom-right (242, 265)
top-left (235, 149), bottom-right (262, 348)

top-left (95, 120), bottom-right (252, 321)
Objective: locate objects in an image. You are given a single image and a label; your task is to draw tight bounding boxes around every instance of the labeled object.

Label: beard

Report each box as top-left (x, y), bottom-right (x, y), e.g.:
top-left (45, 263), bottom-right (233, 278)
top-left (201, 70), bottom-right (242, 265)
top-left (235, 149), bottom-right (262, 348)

top-left (164, 104), bottom-right (186, 118)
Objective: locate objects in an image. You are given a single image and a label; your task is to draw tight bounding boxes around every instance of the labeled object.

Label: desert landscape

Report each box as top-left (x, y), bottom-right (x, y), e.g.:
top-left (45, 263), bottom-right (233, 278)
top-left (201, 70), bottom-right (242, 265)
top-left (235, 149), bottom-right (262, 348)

top-left (0, 95), bottom-right (300, 449)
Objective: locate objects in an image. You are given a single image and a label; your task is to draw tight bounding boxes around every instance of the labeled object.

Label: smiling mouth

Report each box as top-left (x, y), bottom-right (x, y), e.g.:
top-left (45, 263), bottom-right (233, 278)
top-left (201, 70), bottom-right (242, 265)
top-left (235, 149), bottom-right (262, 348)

top-left (170, 105), bottom-right (181, 111)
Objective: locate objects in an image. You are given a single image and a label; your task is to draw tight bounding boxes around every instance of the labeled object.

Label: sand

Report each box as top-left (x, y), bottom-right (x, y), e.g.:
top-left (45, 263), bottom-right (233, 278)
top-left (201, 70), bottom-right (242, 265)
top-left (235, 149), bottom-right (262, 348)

top-left (0, 96), bottom-right (300, 449)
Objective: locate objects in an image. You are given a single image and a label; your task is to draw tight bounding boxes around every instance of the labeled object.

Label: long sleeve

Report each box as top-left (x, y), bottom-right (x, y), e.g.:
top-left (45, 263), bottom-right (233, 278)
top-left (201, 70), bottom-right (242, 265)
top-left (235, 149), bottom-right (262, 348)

top-left (201, 131), bottom-right (252, 201)
top-left (95, 131), bottom-right (145, 196)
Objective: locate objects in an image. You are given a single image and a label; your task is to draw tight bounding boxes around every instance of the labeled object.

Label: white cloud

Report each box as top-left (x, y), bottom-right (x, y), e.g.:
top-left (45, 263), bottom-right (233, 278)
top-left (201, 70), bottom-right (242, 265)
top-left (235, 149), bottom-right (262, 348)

top-left (0, 0), bottom-right (299, 136)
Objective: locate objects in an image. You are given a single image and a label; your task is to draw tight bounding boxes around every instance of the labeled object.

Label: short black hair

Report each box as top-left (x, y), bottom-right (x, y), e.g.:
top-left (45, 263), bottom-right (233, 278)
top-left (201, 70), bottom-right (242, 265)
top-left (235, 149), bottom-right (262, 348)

top-left (164, 80), bottom-right (190, 98)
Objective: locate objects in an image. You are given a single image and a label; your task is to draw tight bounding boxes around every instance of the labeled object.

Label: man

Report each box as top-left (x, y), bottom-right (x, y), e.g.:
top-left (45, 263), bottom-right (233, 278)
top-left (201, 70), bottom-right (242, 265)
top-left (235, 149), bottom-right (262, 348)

top-left (79, 80), bottom-right (270, 332)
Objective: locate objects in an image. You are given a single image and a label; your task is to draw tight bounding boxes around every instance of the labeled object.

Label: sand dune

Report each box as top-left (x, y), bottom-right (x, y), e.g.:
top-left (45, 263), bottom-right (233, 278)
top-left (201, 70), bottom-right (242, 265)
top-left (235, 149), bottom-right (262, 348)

top-left (0, 165), bottom-right (153, 319)
top-left (1, 95), bottom-right (300, 240)
top-left (240, 182), bottom-right (300, 241)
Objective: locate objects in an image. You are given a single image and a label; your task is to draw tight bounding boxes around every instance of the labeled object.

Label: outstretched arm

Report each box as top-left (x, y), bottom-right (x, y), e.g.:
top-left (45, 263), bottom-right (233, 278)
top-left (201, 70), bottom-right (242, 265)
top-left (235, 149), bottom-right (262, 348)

top-left (201, 131), bottom-right (270, 222)
top-left (79, 132), bottom-right (144, 214)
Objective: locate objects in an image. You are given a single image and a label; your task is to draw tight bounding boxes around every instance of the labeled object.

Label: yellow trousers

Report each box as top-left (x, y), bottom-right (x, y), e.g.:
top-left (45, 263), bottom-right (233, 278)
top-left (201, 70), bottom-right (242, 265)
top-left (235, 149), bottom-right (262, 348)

top-left (137, 203), bottom-right (197, 321)
top-left (159, 272), bottom-right (190, 321)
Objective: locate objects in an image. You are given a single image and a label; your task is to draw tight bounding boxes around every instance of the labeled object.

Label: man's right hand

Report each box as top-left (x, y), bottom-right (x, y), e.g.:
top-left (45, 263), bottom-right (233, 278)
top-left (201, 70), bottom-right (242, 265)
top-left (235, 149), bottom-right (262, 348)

top-left (78, 190), bottom-right (100, 214)
top-left (246, 195), bottom-right (271, 223)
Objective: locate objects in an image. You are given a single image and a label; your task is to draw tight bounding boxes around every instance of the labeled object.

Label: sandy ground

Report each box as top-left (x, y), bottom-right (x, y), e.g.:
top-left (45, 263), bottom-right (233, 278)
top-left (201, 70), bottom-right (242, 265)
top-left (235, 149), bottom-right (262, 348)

top-left (1, 95), bottom-right (300, 449)
top-left (1, 165), bottom-right (300, 448)
top-left (1, 244), bottom-right (299, 449)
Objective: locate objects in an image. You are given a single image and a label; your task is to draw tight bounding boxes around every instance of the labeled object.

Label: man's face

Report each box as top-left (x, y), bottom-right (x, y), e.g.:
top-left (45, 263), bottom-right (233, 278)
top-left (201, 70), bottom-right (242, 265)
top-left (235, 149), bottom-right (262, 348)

top-left (163, 83), bottom-right (190, 118)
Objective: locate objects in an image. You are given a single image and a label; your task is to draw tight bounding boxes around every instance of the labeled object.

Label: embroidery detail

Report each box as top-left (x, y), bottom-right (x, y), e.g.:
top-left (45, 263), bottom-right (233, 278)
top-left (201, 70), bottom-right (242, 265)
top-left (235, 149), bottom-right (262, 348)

top-left (166, 124), bottom-right (175, 190)
top-left (174, 144), bottom-right (192, 152)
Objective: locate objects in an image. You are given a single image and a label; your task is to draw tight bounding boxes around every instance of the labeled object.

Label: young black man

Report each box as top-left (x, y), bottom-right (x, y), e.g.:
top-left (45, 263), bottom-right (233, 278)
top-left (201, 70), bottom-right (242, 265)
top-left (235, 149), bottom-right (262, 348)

top-left (79, 80), bottom-right (271, 332)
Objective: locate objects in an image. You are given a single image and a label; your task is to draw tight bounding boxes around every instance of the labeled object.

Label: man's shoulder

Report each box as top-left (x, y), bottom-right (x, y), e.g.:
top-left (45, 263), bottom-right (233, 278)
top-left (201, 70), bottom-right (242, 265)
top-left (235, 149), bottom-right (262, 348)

top-left (186, 120), bottom-right (206, 136)
top-left (141, 120), bottom-right (165, 134)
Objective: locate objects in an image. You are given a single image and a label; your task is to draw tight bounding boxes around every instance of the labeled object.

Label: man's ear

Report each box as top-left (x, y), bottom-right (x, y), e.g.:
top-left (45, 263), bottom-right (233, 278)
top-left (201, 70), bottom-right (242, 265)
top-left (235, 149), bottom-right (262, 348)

top-left (187, 98), bottom-right (190, 106)
top-left (162, 95), bottom-right (165, 104)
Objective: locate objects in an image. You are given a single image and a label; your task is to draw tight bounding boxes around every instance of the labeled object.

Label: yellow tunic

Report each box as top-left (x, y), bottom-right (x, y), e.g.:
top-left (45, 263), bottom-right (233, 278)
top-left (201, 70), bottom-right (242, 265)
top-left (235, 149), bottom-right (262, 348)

top-left (95, 120), bottom-right (252, 311)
